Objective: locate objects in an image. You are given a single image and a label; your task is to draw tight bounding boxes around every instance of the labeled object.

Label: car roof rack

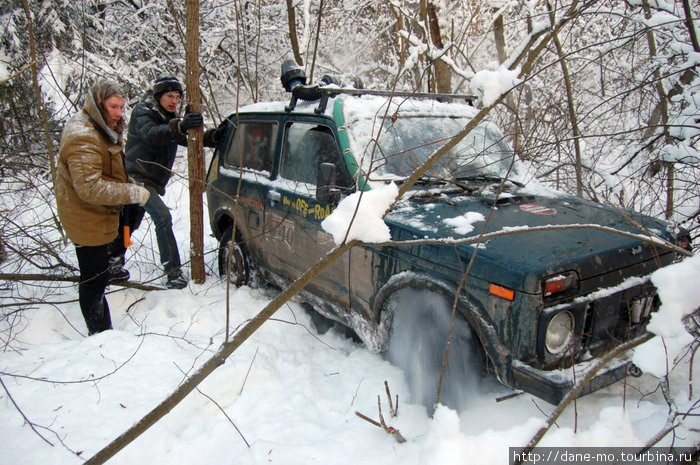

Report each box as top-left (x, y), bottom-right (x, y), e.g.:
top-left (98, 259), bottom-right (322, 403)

top-left (286, 86), bottom-right (478, 114)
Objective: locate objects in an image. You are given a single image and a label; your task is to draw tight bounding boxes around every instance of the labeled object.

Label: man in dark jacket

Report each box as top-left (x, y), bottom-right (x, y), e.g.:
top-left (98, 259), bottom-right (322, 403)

top-left (119, 76), bottom-right (221, 289)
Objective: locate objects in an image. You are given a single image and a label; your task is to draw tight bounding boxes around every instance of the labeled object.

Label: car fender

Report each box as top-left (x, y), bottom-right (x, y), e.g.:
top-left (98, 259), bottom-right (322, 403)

top-left (372, 270), bottom-right (512, 381)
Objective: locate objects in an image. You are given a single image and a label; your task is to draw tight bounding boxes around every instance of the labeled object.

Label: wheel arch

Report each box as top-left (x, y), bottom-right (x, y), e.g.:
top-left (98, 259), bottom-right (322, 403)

top-left (214, 210), bottom-right (249, 245)
top-left (213, 211), bottom-right (234, 242)
top-left (373, 271), bottom-right (512, 382)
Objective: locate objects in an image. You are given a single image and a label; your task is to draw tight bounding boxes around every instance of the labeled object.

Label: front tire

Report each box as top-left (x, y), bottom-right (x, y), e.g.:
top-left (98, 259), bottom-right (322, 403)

top-left (384, 287), bottom-right (479, 412)
top-left (218, 226), bottom-right (249, 287)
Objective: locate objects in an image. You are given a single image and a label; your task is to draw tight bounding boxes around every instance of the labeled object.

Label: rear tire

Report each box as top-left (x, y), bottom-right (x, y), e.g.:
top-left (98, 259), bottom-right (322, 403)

top-left (384, 287), bottom-right (479, 412)
top-left (218, 226), bottom-right (249, 287)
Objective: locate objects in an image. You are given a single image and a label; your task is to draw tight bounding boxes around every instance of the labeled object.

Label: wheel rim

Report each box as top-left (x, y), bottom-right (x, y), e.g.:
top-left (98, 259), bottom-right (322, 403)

top-left (384, 287), bottom-right (478, 412)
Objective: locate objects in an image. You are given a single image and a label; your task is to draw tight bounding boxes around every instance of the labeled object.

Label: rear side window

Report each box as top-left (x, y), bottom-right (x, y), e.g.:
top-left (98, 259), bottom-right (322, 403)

top-left (224, 121), bottom-right (277, 172)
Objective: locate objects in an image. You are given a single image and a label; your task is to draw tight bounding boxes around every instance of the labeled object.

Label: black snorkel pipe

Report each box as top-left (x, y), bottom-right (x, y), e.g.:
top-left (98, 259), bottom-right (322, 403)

top-left (281, 59), bottom-right (363, 112)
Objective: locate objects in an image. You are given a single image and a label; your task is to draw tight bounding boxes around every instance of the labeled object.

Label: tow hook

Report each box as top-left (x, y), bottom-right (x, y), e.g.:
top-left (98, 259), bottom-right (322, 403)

top-left (627, 363), bottom-right (643, 378)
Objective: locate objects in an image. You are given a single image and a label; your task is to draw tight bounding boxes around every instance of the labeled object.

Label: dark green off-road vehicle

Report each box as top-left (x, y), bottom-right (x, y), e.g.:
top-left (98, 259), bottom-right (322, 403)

top-left (205, 63), bottom-right (677, 409)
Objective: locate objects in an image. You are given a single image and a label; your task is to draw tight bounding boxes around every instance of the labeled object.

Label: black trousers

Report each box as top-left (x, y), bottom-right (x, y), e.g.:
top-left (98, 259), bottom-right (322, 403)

top-left (75, 243), bottom-right (112, 335)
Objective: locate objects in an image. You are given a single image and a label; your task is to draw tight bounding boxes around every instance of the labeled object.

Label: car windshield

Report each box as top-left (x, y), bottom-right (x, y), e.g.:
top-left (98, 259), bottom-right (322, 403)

top-left (349, 115), bottom-right (515, 182)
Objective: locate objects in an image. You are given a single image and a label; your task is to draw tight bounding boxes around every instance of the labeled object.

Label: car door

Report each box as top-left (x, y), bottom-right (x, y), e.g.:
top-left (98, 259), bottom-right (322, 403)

top-left (217, 118), bottom-right (278, 266)
top-left (263, 119), bottom-right (354, 309)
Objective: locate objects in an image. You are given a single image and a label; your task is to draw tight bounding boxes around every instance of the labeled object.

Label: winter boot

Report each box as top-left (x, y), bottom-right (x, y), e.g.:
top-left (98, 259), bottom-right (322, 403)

top-left (166, 270), bottom-right (188, 289)
top-left (108, 255), bottom-right (130, 284)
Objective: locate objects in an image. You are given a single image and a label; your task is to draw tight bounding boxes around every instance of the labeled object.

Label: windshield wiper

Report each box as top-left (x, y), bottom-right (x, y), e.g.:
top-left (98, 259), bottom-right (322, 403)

top-left (414, 175), bottom-right (446, 186)
top-left (457, 174), bottom-right (503, 183)
top-left (457, 175), bottom-right (523, 188)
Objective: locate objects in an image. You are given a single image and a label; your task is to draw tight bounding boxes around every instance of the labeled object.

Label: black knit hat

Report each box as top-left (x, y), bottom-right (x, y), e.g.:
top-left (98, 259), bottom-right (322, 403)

top-left (152, 76), bottom-right (184, 99)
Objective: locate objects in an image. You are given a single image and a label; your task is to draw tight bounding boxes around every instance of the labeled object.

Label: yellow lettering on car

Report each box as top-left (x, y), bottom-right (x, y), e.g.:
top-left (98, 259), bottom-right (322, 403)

top-left (282, 195), bottom-right (334, 220)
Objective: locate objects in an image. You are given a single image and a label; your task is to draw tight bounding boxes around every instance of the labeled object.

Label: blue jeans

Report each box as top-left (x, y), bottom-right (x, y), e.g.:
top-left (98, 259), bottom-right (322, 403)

top-left (143, 185), bottom-right (182, 276)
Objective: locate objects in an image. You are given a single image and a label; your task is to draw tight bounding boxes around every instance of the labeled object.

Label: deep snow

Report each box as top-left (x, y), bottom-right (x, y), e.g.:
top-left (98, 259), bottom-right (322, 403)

top-left (1, 164), bottom-right (699, 464)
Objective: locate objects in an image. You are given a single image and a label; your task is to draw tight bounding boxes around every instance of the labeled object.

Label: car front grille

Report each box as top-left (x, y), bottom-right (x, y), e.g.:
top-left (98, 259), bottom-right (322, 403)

top-left (541, 278), bottom-right (659, 367)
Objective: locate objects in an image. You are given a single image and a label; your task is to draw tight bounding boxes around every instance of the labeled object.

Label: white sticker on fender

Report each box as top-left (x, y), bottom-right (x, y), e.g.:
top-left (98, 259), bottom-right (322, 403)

top-left (520, 204), bottom-right (557, 215)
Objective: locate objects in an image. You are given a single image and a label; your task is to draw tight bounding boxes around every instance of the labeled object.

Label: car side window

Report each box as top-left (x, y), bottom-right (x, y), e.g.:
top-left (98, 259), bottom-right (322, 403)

top-left (224, 121), bottom-right (277, 172)
top-left (280, 122), bottom-right (350, 191)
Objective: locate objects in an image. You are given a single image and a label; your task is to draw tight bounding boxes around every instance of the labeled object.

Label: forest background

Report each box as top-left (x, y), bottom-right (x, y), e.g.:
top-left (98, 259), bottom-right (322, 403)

top-left (0, 1), bottom-right (699, 464)
top-left (2, 0), bottom-right (699, 263)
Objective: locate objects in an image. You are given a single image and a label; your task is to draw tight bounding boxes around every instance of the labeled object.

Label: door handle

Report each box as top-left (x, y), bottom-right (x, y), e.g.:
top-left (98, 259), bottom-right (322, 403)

top-left (268, 190), bottom-right (281, 204)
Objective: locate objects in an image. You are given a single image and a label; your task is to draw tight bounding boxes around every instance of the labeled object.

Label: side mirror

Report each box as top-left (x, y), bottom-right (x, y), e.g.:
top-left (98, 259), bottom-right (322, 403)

top-left (317, 162), bottom-right (340, 205)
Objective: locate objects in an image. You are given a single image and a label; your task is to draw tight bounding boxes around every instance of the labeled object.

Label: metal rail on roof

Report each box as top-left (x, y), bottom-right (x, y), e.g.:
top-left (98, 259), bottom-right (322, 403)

top-left (285, 86), bottom-right (478, 114)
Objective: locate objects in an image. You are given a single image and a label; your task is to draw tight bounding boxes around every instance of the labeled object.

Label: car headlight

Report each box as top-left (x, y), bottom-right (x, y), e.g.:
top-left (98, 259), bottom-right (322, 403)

top-left (545, 311), bottom-right (574, 354)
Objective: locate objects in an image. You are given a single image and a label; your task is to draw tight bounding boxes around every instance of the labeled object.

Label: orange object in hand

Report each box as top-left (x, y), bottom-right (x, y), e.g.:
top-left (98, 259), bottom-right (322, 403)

top-left (123, 226), bottom-right (133, 248)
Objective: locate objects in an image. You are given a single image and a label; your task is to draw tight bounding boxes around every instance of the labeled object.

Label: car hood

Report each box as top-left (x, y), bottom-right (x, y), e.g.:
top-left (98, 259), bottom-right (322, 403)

top-left (384, 183), bottom-right (674, 294)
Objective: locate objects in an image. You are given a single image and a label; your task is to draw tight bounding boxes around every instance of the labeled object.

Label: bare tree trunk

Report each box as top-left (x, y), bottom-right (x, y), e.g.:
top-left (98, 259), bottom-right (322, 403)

top-left (493, 12), bottom-right (507, 63)
top-left (548, 1), bottom-right (583, 197)
top-left (642, 0), bottom-right (674, 219)
top-left (21, 0), bottom-right (56, 186)
top-left (390, 4), bottom-right (407, 70)
top-left (682, 0), bottom-right (699, 52)
top-left (185, 0), bottom-right (205, 283)
top-left (427, 2), bottom-right (451, 93)
top-left (493, 6), bottom-right (523, 155)
top-left (286, 0), bottom-right (303, 66)
top-left (309, 0), bottom-right (324, 83)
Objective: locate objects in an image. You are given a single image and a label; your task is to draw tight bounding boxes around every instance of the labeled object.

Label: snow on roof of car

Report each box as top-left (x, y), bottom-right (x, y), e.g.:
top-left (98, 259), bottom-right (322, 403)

top-left (339, 94), bottom-right (480, 121)
top-left (237, 97), bottom-right (334, 116)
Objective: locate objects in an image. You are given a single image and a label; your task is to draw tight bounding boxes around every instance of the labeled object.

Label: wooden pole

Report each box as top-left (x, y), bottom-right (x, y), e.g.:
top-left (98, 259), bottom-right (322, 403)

top-left (185, 0), bottom-right (205, 283)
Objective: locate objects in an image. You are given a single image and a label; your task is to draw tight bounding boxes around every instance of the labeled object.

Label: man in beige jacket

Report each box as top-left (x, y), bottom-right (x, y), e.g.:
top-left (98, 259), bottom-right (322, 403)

top-left (55, 79), bottom-right (149, 335)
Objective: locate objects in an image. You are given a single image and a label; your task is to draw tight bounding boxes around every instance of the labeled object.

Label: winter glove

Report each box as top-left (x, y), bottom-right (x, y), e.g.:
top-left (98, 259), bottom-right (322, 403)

top-left (179, 112), bottom-right (204, 132)
top-left (130, 185), bottom-right (150, 206)
top-left (203, 125), bottom-right (226, 148)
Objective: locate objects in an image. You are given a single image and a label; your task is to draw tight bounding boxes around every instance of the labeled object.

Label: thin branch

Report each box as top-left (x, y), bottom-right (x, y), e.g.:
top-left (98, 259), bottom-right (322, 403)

top-left (354, 392), bottom-right (406, 444)
top-left (196, 387), bottom-right (250, 448)
top-left (0, 376), bottom-right (54, 446)
top-left (239, 346), bottom-right (258, 395)
top-left (512, 332), bottom-right (655, 465)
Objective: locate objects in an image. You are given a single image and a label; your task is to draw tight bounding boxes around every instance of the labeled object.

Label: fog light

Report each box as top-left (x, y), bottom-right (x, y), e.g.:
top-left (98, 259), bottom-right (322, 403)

top-left (545, 311), bottom-right (574, 354)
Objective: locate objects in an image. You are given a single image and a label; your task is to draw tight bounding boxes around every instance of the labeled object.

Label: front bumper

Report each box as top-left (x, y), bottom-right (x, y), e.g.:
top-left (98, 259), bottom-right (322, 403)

top-left (511, 354), bottom-right (634, 405)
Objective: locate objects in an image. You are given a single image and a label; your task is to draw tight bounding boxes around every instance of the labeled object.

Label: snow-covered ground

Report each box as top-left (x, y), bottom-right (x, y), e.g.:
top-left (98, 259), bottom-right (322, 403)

top-left (1, 169), bottom-right (699, 465)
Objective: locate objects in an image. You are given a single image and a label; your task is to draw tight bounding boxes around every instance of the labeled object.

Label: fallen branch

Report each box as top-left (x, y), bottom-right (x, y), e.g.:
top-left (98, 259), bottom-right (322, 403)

top-left (196, 387), bottom-right (250, 448)
top-left (355, 410), bottom-right (381, 428)
top-left (496, 391), bottom-right (523, 403)
top-left (0, 273), bottom-right (165, 291)
top-left (0, 375), bottom-right (85, 456)
top-left (355, 382), bottom-right (406, 444)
